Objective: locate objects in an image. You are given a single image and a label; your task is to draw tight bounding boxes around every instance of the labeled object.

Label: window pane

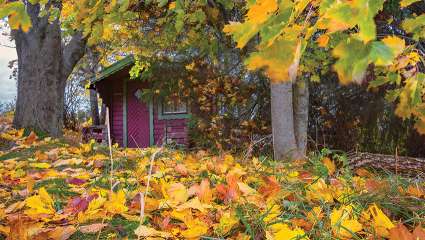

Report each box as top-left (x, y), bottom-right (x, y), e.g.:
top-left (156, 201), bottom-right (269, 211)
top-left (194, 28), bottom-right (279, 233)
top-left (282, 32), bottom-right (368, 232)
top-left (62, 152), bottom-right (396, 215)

top-left (162, 97), bottom-right (187, 114)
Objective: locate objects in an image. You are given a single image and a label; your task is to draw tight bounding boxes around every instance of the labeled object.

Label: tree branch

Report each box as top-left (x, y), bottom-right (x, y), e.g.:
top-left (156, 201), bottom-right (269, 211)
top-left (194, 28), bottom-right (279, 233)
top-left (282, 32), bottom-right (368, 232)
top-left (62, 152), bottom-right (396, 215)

top-left (62, 32), bottom-right (87, 80)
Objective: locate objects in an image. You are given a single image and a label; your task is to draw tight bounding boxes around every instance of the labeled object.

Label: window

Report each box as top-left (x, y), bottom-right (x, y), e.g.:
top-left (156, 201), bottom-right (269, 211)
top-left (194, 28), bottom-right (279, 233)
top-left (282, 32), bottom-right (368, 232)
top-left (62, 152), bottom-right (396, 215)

top-left (162, 97), bottom-right (187, 115)
top-left (158, 96), bottom-right (190, 120)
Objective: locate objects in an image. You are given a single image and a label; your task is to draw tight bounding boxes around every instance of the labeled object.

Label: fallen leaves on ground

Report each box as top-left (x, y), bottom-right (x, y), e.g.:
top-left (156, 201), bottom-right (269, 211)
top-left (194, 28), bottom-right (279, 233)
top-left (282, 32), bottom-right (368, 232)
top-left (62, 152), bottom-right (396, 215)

top-left (0, 128), bottom-right (423, 239)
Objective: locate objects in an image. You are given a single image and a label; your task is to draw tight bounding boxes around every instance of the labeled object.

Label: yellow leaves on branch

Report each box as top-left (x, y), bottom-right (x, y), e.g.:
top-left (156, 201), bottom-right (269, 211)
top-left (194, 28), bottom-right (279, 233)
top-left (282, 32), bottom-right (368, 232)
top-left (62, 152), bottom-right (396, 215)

top-left (246, 0), bottom-right (278, 24)
top-left (0, 2), bottom-right (32, 32)
top-left (317, 34), bottom-right (330, 48)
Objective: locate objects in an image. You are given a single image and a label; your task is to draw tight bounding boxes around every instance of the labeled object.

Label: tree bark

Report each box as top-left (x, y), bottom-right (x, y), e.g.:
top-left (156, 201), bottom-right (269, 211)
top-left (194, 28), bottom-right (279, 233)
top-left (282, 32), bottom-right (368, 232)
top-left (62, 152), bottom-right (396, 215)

top-left (89, 89), bottom-right (100, 125)
top-left (99, 104), bottom-right (106, 125)
top-left (271, 82), bottom-right (299, 160)
top-left (87, 48), bottom-right (100, 125)
top-left (293, 78), bottom-right (309, 155)
top-left (12, 3), bottom-right (86, 137)
top-left (271, 78), bottom-right (309, 161)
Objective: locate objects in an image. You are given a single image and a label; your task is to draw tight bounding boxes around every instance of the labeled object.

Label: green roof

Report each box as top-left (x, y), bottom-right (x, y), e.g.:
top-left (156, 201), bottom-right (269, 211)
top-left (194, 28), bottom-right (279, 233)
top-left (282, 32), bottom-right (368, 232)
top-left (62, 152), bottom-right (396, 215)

top-left (91, 55), bottom-right (135, 84)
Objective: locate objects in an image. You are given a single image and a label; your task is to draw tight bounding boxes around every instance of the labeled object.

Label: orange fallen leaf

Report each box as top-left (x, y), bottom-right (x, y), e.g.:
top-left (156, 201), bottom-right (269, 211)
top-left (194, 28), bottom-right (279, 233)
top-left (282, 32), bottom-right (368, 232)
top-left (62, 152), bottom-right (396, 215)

top-left (79, 223), bottom-right (108, 233)
top-left (175, 163), bottom-right (189, 176)
top-left (258, 176), bottom-right (280, 199)
top-left (24, 132), bottom-right (37, 145)
top-left (189, 179), bottom-right (213, 204)
top-left (389, 223), bottom-right (414, 240)
top-left (413, 225), bottom-right (425, 240)
top-left (406, 185), bottom-right (424, 198)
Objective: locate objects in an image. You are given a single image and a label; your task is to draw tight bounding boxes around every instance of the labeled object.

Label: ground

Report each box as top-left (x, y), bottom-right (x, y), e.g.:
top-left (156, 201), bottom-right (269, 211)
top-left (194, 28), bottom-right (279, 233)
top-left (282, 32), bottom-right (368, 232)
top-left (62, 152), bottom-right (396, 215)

top-left (0, 126), bottom-right (423, 240)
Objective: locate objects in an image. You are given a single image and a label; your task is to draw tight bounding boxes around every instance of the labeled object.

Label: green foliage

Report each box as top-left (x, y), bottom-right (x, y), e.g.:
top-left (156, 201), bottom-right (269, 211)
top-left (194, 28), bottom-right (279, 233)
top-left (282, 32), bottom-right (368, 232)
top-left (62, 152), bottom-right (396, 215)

top-left (223, 0), bottom-right (425, 134)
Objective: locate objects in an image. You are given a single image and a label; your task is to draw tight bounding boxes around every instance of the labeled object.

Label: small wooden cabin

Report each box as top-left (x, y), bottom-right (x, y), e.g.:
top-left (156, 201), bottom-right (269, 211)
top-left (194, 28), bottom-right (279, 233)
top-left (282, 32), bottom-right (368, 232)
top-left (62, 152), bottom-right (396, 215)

top-left (90, 56), bottom-right (190, 148)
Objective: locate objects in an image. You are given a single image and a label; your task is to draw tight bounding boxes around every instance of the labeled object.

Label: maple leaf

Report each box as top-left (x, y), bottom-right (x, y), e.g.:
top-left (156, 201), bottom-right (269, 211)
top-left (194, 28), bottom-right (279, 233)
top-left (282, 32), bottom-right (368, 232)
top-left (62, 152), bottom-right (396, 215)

top-left (79, 223), bottom-right (108, 234)
top-left (189, 179), bottom-right (213, 204)
top-left (163, 182), bottom-right (189, 206)
top-left (330, 205), bottom-right (363, 239)
top-left (134, 225), bottom-right (172, 238)
top-left (214, 211), bottom-right (239, 236)
top-left (413, 226), bottom-right (425, 239)
top-left (322, 157), bottom-right (336, 175)
top-left (258, 176), bottom-right (281, 199)
top-left (176, 197), bottom-right (212, 213)
top-left (216, 174), bottom-right (239, 203)
top-left (181, 219), bottom-right (210, 239)
top-left (406, 184), bottom-right (424, 198)
top-left (23, 131), bottom-right (37, 145)
top-left (104, 190), bottom-right (128, 215)
top-left (25, 187), bottom-right (55, 217)
top-left (364, 204), bottom-right (395, 238)
top-left (270, 223), bottom-right (309, 240)
top-left (64, 194), bottom-right (97, 215)
top-left (389, 223), bottom-right (415, 240)
top-left (77, 196), bottom-right (106, 223)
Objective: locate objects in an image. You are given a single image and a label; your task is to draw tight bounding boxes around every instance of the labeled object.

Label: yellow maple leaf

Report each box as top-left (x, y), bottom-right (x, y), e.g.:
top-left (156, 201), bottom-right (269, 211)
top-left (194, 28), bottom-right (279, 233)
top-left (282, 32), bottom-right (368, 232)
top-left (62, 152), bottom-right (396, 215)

top-left (78, 197), bottom-right (106, 223)
top-left (271, 223), bottom-right (309, 239)
top-left (170, 208), bottom-right (193, 224)
top-left (163, 182), bottom-right (189, 206)
top-left (382, 36), bottom-right (405, 57)
top-left (25, 187), bottom-right (55, 217)
top-left (263, 204), bottom-right (282, 223)
top-left (322, 157), bottom-right (336, 175)
top-left (176, 197), bottom-right (212, 213)
top-left (306, 206), bottom-right (323, 224)
top-left (306, 179), bottom-right (334, 203)
top-left (181, 220), bottom-right (209, 239)
top-left (246, 0), bottom-right (278, 24)
top-left (105, 190), bottom-right (128, 215)
top-left (29, 162), bottom-right (51, 169)
top-left (330, 205), bottom-right (363, 239)
top-left (214, 211), bottom-right (239, 236)
top-left (366, 204), bottom-right (395, 238)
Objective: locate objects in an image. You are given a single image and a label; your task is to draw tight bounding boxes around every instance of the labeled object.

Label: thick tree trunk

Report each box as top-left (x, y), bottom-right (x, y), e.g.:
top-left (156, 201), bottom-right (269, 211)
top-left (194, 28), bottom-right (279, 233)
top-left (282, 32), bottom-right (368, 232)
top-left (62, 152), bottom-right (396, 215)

top-left (271, 78), bottom-right (309, 161)
top-left (12, 3), bottom-right (86, 137)
top-left (90, 89), bottom-right (100, 125)
top-left (271, 82), bottom-right (299, 160)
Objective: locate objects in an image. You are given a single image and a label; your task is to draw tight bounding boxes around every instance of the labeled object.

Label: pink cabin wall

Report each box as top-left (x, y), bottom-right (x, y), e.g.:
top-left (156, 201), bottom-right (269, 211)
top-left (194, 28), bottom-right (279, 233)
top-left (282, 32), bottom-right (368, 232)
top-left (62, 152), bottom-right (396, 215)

top-left (153, 99), bottom-right (189, 146)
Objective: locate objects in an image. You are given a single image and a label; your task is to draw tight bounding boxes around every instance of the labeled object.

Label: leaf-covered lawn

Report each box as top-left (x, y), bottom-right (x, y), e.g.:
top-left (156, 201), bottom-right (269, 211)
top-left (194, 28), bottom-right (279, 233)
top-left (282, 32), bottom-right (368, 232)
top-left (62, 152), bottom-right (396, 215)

top-left (0, 129), bottom-right (424, 240)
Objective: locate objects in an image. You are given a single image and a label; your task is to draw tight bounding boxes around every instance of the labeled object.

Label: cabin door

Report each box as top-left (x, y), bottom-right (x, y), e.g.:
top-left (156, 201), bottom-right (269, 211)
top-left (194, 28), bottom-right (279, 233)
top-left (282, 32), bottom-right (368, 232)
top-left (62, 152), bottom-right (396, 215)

top-left (127, 81), bottom-right (150, 148)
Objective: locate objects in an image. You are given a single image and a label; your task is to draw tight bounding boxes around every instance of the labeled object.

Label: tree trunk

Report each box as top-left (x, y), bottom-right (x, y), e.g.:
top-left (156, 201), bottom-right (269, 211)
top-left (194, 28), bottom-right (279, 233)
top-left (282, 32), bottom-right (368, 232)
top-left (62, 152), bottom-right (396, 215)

top-left (90, 89), bottom-right (100, 125)
top-left (99, 104), bottom-right (106, 125)
top-left (271, 82), bottom-right (299, 160)
top-left (293, 78), bottom-right (309, 155)
top-left (12, 3), bottom-right (86, 137)
top-left (271, 78), bottom-right (309, 161)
